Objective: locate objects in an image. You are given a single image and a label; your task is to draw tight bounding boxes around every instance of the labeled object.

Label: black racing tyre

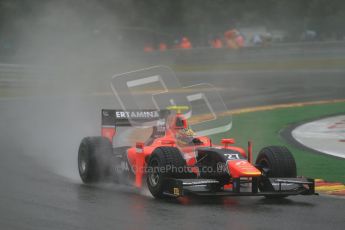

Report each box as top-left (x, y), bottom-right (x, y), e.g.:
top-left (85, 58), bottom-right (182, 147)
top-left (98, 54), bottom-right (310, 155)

top-left (146, 147), bottom-right (189, 198)
top-left (78, 136), bottom-right (113, 184)
top-left (255, 146), bottom-right (297, 198)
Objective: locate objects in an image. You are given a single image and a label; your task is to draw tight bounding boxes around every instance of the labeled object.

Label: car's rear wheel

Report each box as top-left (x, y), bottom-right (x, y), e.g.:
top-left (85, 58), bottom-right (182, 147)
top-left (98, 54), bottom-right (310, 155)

top-left (146, 147), bottom-right (189, 198)
top-left (255, 146), bottom-right (297, 198)
top-left (78, 136), bottom-right (113, 183)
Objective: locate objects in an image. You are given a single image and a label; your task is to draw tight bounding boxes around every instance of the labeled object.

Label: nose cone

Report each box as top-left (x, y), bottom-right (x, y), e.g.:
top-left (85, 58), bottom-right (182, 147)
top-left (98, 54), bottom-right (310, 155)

top-left (228, 160), bottom-right (261, 178)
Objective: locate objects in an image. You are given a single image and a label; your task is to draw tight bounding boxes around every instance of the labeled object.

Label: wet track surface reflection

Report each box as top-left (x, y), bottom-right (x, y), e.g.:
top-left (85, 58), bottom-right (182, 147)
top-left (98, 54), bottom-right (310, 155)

top-left (1, 133), bottom-right (344, 230)
top-left (1, 70), bottom-right (345, 229)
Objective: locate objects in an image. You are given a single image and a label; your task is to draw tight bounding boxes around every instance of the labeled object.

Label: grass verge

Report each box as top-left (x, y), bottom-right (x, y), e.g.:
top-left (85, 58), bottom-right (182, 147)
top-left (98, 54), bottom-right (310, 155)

top-left (210, 102), bottom-right (345, 183)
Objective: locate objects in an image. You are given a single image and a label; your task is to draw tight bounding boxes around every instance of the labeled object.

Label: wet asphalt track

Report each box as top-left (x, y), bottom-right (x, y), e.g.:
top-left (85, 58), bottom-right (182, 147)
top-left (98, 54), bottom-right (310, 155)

top-left (1, 69), bottom-right (345, 230)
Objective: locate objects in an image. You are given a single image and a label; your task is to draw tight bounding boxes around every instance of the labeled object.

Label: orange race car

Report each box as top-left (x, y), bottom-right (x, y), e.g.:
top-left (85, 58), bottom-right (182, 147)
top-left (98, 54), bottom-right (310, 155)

top-left (78, 106), bottom-right (316, 198)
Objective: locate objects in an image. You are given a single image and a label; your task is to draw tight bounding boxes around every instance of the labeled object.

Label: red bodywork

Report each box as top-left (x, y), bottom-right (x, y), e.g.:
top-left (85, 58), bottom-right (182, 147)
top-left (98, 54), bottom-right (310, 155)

top-left (101, 112), bottom-right (261, 188)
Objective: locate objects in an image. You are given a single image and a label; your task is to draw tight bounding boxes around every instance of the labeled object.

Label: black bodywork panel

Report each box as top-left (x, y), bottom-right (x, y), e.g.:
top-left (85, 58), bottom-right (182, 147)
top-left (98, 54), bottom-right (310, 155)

top-left (196, 147), bottom-right (244, 181)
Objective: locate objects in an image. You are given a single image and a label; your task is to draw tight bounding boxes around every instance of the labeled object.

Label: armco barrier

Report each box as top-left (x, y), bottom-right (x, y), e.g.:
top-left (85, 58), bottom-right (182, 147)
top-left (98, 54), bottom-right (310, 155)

top-left (140, 41), bottom-right (345, 65)
top-left (0, 63), bottom-right (46, 88)
top-left (1, 41), bottom-right (345, 73)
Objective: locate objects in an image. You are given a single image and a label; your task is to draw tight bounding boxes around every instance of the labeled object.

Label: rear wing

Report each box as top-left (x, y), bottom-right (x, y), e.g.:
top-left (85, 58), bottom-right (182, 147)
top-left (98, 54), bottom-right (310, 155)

top-left (101, 109), bottom-right (169, 143)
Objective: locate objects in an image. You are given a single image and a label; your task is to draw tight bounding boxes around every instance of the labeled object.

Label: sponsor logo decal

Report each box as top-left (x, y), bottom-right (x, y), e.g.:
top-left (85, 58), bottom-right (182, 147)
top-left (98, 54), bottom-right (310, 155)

top-left (173, 187), bottom-right (180, 196)
top-left (115, 111), bottom-right (160, 119)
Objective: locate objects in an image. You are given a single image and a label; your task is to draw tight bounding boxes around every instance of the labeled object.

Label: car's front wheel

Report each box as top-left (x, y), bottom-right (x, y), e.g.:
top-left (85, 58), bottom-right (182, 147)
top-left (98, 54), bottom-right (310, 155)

top-left (255, 146), bottom-right (297, 198)
top-left (146, 147), bottom-right (188, 198)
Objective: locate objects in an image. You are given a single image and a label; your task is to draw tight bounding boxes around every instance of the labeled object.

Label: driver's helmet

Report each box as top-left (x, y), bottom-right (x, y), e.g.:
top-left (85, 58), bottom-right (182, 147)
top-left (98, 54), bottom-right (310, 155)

top-left (176, 127), bottom-right (195, 146)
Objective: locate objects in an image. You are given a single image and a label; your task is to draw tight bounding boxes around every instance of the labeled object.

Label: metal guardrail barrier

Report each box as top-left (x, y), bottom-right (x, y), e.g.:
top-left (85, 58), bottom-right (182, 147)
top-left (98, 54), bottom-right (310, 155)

top-left (142, 41), bottom-right (345, 65)
top-left (0, 63), bottom-right (47, 88)
top-left (1, 41), bottom-right (345, 76)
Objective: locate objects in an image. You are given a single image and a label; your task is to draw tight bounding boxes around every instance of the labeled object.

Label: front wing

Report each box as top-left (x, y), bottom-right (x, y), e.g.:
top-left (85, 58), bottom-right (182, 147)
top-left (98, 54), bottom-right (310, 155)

top-left (161, 177), bottom-right (317, 197)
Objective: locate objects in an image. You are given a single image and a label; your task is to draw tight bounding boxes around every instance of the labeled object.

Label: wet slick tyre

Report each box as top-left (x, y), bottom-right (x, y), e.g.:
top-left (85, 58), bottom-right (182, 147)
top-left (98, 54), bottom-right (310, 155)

top-left (78, 136), bottom-right (113, 184)
top-left (255, 146), bottom-right (297, 198)
top-left (146, 147), bottom-right (189, 198)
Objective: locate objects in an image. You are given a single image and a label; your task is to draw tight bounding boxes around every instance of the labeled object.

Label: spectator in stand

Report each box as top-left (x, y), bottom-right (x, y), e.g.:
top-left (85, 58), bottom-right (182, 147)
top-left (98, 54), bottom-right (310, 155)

top-left (235, 33), bottom-right (244, 48)
top-left (252, 34), bottom-right (262, 46)
top-left (262, 32), bottom-right (272, 46)
top-left (159, 42), bottom-right (167, 51)
top-left (301, 30), bottom-right (317, 41)
top-left (144, 43), bottom-right (154, 52)
top-left (211, 37), bottom-right (223, 48)
top-left (224, 29), bottom-right (239, 49)
top-left (173, 39), bottom-right (180, 49)
top-left (180, 37), bottom-right (192, 49)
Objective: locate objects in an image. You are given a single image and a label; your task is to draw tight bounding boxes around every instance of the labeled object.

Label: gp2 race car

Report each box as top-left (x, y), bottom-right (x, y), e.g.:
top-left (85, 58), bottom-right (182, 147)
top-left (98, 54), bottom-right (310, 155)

top-left (78, 106), bottom-right (316, 199)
